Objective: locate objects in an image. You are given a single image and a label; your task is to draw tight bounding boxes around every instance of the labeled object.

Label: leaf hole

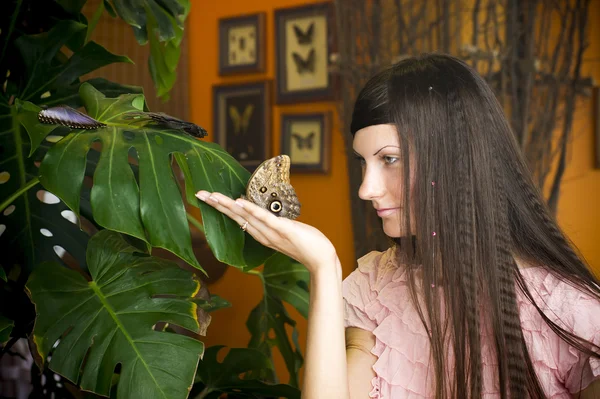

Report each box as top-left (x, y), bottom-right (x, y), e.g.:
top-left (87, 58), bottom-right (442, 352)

top-left (0, 171), bottom-right (9, 184)
top-left (40, 228), bottom-right (53, 237)
top-left (53, 246), bottom-right (81, 271)
top-left (60, 210), bottom-right (77, 225)
top-left (3, 204), bottom-right (15, 216)
top-left (36, 190), bottom-right (60, 204)
top-left (268, 330), bottom-right (276, 340)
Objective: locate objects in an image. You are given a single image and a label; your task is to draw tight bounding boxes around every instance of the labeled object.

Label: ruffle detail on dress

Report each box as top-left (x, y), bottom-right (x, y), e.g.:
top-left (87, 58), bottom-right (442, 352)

top-left (344, 247), bottom-right (435, 398)
top-left (517, 267), bottom-right (600, 396)
top-left (343, 250), bottom-right (600, 398)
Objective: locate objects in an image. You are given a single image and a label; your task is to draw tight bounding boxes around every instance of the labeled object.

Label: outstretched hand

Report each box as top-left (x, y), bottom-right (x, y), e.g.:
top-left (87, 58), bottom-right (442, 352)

top-left (195, 190), bottom-right (338, 274)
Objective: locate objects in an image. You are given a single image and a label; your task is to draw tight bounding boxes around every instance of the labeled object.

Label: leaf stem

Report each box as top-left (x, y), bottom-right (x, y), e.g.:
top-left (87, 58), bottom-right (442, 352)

top-left (0, 177), bottom-right (39, 213)
top-left (186, 212), bottom-right (205, 235)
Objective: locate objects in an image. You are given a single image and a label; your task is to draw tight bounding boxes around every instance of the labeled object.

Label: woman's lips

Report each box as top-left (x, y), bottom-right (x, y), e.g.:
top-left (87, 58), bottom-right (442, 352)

top-left (376, 208), bottom-right (399, 217)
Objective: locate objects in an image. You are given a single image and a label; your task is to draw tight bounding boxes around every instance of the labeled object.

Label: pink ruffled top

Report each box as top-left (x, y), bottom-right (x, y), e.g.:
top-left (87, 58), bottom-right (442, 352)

top-left (342, 247), bottom-right (600, 398)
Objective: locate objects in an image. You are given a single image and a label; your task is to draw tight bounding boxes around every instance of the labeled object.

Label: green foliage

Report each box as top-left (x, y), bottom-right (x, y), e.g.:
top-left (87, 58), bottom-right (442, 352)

top-left (26, 230), bottom-right (206, 399)
top-left (106, 0), bottom-right (191, 101)
top-left (191, 346), bottom-right (301, 399)
top-left (247, 254), bottom-right (309, 387)
top-left (0, 1), bottom-right (309, 398)
top-left (15, 83), bottom-right (274, 272)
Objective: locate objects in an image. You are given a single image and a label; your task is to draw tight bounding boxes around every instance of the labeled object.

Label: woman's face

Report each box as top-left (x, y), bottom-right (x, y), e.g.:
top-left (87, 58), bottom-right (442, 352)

top-left (352, 124), bottom-right (415, 238)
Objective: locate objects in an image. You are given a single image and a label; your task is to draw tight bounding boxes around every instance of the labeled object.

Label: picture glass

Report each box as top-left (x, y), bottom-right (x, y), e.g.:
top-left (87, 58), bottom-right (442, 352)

top-left (284, 15), bottom-right (328, 91)
top-left (228, 24), bottom-right (257, 66)
top-left (218, 89), bottom-right (265, 165)
top-left (289, 120), bottom-right (322, 165)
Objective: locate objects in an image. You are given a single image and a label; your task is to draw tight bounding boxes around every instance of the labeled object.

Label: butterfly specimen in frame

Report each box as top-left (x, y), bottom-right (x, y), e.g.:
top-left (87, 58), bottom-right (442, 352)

top-left (291, 132), bottom-right (315, 150)
top-left (38, 105), bottom-right (106, 130)
top-left (292, 22), bottom-right (314, 45)
top-left (228, 104), bottom-right (254, 135)
top-left (124, 112), bottom-right (208, 138)
top-left (291, 48), bottom-right (315, 74)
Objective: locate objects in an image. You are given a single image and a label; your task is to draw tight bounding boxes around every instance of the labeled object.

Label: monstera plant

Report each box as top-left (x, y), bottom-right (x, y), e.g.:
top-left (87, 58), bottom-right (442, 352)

top-left (0, 1), bottom-right (307, 398)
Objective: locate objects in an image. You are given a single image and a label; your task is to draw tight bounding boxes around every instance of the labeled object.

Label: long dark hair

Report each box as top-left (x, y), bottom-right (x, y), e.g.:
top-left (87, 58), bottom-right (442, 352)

top-left (351, 53), bottom-right (600, 398)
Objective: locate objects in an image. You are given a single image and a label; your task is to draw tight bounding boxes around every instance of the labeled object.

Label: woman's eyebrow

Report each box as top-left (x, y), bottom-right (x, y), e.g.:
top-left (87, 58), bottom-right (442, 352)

top-left (373, 145), bottom-right (400, 156)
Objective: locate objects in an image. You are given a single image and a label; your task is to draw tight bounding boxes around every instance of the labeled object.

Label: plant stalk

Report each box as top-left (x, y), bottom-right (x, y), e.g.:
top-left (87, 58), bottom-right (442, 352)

top-left (0, 177), bottom-right (39, 214)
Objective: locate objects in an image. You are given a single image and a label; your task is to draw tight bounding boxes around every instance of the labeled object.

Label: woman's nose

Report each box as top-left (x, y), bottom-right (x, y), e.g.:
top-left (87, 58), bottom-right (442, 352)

top-left (358, 168), bottom-right (384, 200)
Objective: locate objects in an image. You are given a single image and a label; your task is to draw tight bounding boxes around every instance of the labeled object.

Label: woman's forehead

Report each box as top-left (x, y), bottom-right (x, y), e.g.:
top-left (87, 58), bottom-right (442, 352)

top-left (353, 124), bottom-right (400, 153)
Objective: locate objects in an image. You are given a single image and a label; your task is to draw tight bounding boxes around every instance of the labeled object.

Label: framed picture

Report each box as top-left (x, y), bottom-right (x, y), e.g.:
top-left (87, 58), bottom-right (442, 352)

top-left (213, 81), bottom-right (271, 170)
top-left (274, 3), bottom-right (336, 104)
top-left (280, 112), bottom-right (331, 173)
top-left (218, 13), bottom-right (266, 75)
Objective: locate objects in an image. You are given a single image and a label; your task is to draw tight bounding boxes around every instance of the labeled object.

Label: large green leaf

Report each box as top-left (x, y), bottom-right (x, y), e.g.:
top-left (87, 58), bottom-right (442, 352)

top-left (18, 82), bottom-right (274, 272)
top-left (15, 20), bottom-right (132, 104)
top-left (245, 254), bottom-right (309, 387)
top-left (262, 253), bottom-right (310, 318)
top-left (191, 346), bottom-right (300, 399)
top-left (0, 14), bottom-right (142, 273)
top-left (108, 0), bottom-right (190, 100)
top-left (26, 230), bottom-right (206, 399)
top-left (247, 298), bottom-right (304, 388)
top-left (0, 314), bottom-right (14, 344)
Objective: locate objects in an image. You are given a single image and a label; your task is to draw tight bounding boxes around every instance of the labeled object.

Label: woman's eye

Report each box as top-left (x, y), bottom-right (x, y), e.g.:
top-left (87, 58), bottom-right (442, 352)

top-left (384, 156), bottom-right (399, 165)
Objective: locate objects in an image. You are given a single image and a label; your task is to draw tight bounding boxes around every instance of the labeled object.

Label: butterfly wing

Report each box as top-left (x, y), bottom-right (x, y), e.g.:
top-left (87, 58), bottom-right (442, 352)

top-left (305, 48), bottom-right (315, 72)
top-left (291, 133), bottom-right (305, 149)
top-left (228, 106), bottom-right (241, 134)
top-left (244, 155), bottom-right (301, 219)
top-left (305, 132), bottom-right (315, 149)
top-left (122, 112), bottom-right (208, 138)
top-left (38, 105), bottom-right (106, 130)
top-left (241, 104), bottom-right (254, 133)
top-left (293, 22), bottom-right (314, 45)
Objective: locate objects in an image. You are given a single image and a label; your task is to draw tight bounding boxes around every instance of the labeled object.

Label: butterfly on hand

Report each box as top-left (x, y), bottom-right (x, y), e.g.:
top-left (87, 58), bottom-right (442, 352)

top-left (228, 104), bottom-right (254, 135)
top-left (291, 132), bottom-right (315, 150)
top-left (293, 22), bottom-right (314, 45)
top-left (291, 48), bottom-right (315, 74)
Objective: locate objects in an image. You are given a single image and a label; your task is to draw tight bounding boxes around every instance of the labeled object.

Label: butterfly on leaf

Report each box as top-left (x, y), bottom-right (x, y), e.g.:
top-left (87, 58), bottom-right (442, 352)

top-left (228, 104), bottom-right (254, 135)
top-left (291, 48), bottom-right (315, 74)
top-left (38, 105), bottom-right (106, 130)
top-left (293, 22), bottom-right (314, 45)
top-left (123, 112), bottom-right (208, 138)
top-left (291, 132), bottom-right (315, 150)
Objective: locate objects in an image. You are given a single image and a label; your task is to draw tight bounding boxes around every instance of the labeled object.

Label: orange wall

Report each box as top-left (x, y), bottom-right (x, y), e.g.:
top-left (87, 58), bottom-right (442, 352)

top-left (186, 0), bottom-right (600, 383)
top-left (555, 0), bottom-right (600, 276)
top-left (187, 0), bottom-right (353, 384)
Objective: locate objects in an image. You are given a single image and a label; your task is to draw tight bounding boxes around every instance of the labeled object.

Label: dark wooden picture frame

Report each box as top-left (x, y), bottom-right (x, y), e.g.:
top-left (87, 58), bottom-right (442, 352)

top-left (274, 3), bottom-right (336, 104)
top-left (213, 81), bottom-right (271, 170)
top-left (280, 112), bottom-right (331, 173)
top-left (218, 13), bottom-right (266, 75)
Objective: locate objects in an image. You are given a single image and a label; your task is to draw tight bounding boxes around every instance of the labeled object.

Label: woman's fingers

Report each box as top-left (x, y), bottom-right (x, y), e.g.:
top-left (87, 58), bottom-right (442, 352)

top-left (195, 190), bottom-right (272, 245)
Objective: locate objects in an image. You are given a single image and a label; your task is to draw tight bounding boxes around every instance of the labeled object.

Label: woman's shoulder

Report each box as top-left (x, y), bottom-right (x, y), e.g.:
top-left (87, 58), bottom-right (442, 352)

top-left (517, 265), bottom-right (600, 329)
top-left (517, 264), bottom-right (600, 394)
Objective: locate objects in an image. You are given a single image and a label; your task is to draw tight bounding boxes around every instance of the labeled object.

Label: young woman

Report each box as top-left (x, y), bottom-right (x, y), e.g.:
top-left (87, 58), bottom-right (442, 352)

top-left (195, 53), bottom-right (600, 399)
